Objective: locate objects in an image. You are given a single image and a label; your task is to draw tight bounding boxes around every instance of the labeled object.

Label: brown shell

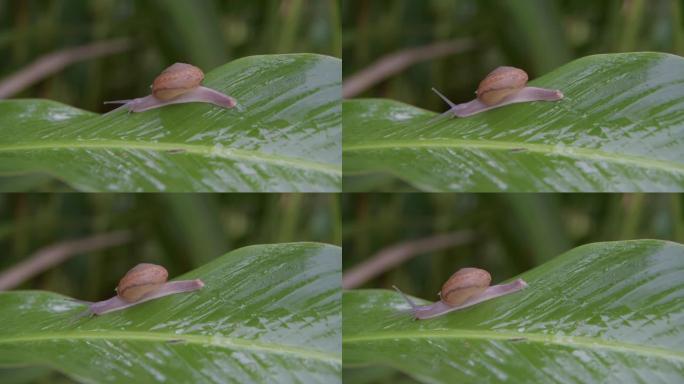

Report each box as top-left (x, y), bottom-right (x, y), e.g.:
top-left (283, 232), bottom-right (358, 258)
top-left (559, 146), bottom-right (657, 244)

top-left (440, 268), bottom-right (491, 306)
top-left (116, 263), bottom-right (168, 303)
top-left (152, 63), bottom-right (204, 100)
top-left (476, 66), bottom-right (528, 106)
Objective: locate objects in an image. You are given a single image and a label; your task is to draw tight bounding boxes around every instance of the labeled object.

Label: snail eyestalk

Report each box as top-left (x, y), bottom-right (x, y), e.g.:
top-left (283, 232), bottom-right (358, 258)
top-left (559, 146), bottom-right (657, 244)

top-left (392, 285), bottom-right (419, 312)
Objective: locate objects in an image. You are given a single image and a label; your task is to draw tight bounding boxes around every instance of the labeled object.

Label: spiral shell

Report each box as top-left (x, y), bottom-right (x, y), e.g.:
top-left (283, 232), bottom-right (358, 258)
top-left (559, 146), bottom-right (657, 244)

top-left (116, 263), bottom-right (168, 303)
top-left (440, 267), bottom-right (491, 306)
top-left (476, 66), bottom-right (528, 106)
top-left (152, 63), bottom-right (204, 100)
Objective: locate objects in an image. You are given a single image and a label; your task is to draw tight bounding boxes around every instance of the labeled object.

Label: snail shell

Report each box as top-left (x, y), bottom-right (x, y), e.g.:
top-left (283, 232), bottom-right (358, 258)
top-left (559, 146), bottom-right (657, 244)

top-left (476, 66), bottom-right (528, 106)
top-left (116, 263), bottom-right (168, 303)
top-left (152, 63), bottom-right (204, 100)
top-left (440, 267), bottom-right (491, 306)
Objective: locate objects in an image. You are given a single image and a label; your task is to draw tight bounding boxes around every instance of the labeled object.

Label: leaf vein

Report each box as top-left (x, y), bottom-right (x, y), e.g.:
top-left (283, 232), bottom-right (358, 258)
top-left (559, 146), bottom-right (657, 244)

top-left (0, 331), bottom-right (341, 364)
top-left (0, 141), bottom-right (341, 176)
top-left (344, 329), bottom-right (684, 362)
top-left (344, 140), bottom-right (684, 174)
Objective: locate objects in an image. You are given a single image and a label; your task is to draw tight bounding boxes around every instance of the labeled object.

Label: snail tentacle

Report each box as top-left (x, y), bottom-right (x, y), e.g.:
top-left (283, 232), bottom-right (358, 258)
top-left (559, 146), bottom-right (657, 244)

top-left (428, 87), bottom-right (469, 122)
top-left (392, 285), bottom-right (420, 311)
top-left (431, 87), bottom-right (458, 110)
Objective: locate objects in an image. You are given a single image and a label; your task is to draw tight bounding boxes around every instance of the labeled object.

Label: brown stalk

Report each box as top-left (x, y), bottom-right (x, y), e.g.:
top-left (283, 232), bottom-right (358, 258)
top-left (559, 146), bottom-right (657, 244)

top-left (0, 38), bottom-right (131, 99)
top-left (343, 39), bottom-right (474, 98)
top-left (0, 231), bottom-right (132, 290)
top-left (342, 230), bottom-right (475, 289)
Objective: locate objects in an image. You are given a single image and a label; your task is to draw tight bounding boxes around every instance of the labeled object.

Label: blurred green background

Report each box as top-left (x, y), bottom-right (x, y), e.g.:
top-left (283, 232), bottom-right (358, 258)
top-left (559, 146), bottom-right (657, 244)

top-left (342, 0), bottom-right (684, 109)
top-left (342, 193), bottom-right (684, 382)
top-left (0, 193), bottom-right (340, 383)
top-left (0, 0), bottom-right (341, 112)
top-left (1, 193), bottom-right (340, 294)
top-left (343, 193), bottom-right (684, 290)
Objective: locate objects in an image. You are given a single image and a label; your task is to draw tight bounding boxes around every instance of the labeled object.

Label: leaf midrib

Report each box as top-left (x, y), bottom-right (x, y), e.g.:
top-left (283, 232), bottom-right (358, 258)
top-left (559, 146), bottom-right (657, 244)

top-left (0, 330), bottom-right (341, 364)
top-left (344, 139), bottom-right (684, 175)
top-left (0, 141), bottom-right (341, 176)
top-left (343, 329), bottom-right (684, 362)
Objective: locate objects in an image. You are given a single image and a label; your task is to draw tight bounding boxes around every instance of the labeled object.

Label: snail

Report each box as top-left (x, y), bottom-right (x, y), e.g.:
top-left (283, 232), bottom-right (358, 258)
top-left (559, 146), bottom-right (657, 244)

top-left (393, 267), bottom-right (528, 320)
top-left (431, 66), bottom-right (563, 118)
top-left (104, 63), bottom-right (237, 112)
top-left (77, 263), bottom-right (204, 316)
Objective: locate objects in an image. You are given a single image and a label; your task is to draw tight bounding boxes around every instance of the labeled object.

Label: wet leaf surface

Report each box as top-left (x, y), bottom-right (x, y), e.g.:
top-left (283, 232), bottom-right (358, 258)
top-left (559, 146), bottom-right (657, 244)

top-left (0, 243), bottom-right (341, 383)
top-left (343, 240), bottom-right (684, 383)
top-left (0, 54), bottom-right (341, 192)
top-left (343, 53), bottom-right (684, 191)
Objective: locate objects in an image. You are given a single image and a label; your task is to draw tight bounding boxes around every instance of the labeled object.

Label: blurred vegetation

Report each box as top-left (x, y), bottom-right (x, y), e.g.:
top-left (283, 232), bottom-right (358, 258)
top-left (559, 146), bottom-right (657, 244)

top-left (0, 0), bottom-right (341, 112)
top-left (343, 193), bottom-right (684, 291)
top-left (1, 193), bottom-right (340, 295)
top-left (342, 0), bottom-right (684, 110)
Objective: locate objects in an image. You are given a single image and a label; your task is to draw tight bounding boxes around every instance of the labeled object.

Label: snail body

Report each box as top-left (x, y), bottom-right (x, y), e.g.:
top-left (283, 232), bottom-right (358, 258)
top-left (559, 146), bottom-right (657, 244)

top-left (393, 267), bottom-right (527, 320)
top-left (431, 66), bottom-right (563, 118)
top-left (81, 263), bottom-right (204, 316)
top-left (105, 62), bottom-right (237, 113)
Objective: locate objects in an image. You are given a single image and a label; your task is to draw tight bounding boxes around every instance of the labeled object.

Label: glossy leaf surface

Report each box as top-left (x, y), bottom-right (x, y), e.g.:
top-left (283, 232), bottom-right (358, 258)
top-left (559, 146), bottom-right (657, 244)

top-left (343, 240), bottom-right (684, 383)
top-left (0, 54), bottom-right (341, 192)
top-left (0, 242), bottom-right (341, 383)
top-left (343, 53), bottom-right (684, 191)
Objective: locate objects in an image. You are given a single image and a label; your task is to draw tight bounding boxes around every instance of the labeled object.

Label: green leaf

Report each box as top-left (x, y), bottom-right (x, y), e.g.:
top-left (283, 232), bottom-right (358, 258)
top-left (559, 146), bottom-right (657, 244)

top-left (343, 52), bottom-right (684, 192)
top-left (0, 242), bottom-right (341, 383)
top-left (343, 239), bottom-right (684, 383)
top-left (0, 54), bottom-right (341, 192)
